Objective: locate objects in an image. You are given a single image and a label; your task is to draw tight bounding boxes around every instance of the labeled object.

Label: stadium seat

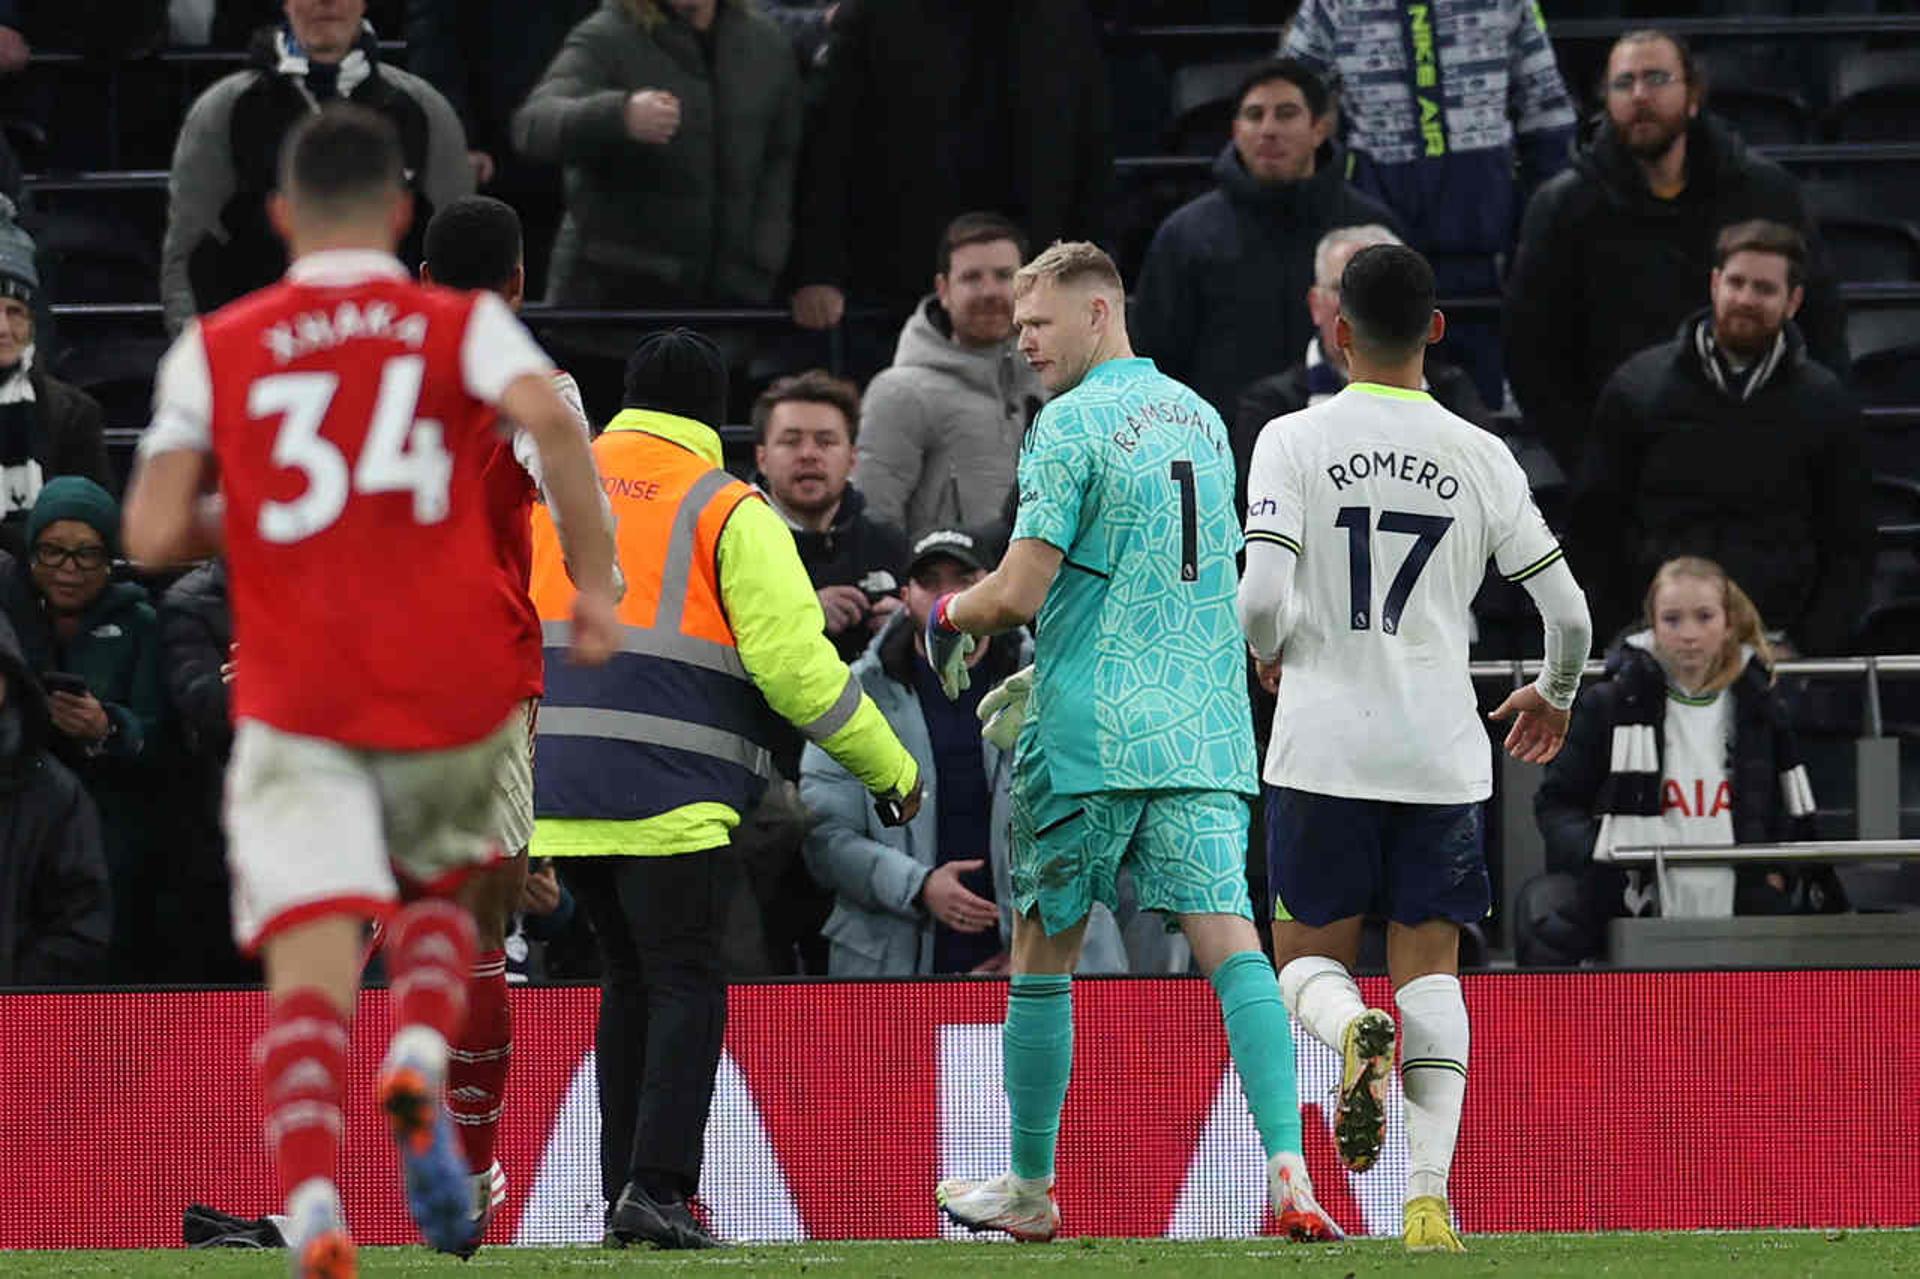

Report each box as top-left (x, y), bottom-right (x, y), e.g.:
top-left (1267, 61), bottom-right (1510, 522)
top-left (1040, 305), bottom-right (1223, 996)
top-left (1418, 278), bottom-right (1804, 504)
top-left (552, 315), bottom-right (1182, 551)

top-left (1162, 58), bottom-right (1259, 155)
top-left (1817, 216), bottom-right (1920, 283)
top-left (1848, 307), bottom-right (1920, 408)
top-left (1828, 48), bottom-right (1920, 142)
top-left (31, 208), bottom-right (159, 304)
top-left (1696, 47), bottom-right (1814, 146)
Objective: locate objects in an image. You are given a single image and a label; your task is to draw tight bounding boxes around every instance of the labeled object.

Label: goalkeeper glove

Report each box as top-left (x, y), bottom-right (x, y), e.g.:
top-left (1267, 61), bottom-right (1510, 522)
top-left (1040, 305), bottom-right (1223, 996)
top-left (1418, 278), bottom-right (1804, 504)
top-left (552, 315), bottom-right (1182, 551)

top-left (925, 592), bottom-right (977, 700)
top-left (977, 665), bottom-right (1034, 750)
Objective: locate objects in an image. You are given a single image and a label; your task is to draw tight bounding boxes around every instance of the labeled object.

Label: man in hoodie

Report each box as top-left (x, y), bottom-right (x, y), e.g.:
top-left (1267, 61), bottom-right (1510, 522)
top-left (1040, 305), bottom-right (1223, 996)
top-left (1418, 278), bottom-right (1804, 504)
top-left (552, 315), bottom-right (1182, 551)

top-left (0, 612), bottom-right (109, 987)
top-left (858, 213), bottom-right (1046, 541)
top-left (1505, 29), bottom-right (1845, 474)
top-left (1132, 60), bottom-right (1402, 424)
top-left (161, 0), bottom-right (472, 332)
top-left (1569, 220), bottom-right (1872, 657)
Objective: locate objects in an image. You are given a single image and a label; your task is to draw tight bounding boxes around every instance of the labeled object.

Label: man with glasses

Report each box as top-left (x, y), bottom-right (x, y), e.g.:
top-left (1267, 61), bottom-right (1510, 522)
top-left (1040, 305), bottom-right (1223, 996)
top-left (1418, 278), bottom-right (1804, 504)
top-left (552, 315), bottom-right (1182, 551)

top-left (1133, 59), bottom-right (1400, 423)
top-left (1504, 28), bottom-right (1845, 475)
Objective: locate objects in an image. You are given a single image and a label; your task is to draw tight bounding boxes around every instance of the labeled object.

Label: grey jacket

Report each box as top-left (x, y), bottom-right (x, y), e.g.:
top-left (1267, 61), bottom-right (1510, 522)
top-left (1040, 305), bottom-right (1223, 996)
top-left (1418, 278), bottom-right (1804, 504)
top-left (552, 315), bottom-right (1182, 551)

top-left (161, 47), bottom-right (471, 334)
top-left (801, 614), bottom-right (1125, 977)
top-left (857, 297), bottom-right (1046, 540)
top-left (511, 0), bottom-right (803, 304)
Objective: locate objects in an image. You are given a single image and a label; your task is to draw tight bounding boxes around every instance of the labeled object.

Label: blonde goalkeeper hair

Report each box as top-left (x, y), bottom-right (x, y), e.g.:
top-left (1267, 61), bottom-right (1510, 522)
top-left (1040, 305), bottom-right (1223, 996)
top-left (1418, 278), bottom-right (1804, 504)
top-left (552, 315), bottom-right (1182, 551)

top-left (1014, 240), bottom-right (1124, 299)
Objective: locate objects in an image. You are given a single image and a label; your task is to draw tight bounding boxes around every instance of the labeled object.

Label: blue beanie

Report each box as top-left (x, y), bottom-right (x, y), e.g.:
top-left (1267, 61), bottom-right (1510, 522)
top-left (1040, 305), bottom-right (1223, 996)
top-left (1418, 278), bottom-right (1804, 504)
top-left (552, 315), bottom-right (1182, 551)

top-left (0, 195), bottom-right (37, 304)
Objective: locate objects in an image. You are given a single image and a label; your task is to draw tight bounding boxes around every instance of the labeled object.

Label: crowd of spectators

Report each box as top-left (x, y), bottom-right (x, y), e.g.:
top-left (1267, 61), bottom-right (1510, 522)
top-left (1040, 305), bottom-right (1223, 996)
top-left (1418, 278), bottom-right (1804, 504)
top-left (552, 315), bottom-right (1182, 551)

top-left (0, 2), bottom-right (1908, 985)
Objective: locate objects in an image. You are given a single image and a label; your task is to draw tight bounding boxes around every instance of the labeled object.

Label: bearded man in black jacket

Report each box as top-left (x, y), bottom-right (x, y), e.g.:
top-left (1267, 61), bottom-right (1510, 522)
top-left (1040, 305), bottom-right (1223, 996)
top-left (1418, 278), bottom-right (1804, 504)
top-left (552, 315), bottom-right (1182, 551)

top-left (1569, 220), bottom-right (1872, 657)
top-left (1505, 29), bottom-right (1845, 474)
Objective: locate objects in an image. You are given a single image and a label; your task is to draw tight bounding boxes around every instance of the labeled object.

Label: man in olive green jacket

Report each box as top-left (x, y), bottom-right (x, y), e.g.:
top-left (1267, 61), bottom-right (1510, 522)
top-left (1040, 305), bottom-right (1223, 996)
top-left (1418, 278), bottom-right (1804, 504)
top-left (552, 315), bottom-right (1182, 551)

top-left (512, 0), bottom-right (803, 306)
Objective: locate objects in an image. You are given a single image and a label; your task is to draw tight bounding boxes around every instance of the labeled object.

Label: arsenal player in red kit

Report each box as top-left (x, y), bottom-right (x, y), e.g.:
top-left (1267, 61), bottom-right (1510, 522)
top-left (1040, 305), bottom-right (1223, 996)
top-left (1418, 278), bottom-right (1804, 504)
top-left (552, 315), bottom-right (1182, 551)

top-left (124, 105), bottom-right (619, 1278)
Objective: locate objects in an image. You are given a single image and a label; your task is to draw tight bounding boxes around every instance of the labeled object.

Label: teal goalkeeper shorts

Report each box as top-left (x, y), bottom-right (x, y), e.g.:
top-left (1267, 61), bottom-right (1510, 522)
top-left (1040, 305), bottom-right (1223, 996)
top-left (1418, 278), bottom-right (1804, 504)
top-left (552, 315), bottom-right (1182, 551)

top-left (1010, 759), bottom-right (1253, 936)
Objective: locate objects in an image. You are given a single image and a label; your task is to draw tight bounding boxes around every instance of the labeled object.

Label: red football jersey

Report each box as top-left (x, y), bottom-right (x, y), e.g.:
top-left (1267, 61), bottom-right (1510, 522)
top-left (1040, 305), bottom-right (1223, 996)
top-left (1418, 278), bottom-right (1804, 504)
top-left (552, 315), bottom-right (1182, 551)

top-left (481, 369), bottom-right (588, 703)
top-left (156, 251), bottom-right (554, 750)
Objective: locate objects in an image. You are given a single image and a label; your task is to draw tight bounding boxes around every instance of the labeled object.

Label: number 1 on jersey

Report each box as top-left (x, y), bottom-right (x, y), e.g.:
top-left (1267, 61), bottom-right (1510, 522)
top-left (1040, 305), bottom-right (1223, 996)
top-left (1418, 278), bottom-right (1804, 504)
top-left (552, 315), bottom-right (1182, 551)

top-left (1334, 506), bottom-right (1454, 635)
top-left (1170, 459), bottom-right (1197, 582)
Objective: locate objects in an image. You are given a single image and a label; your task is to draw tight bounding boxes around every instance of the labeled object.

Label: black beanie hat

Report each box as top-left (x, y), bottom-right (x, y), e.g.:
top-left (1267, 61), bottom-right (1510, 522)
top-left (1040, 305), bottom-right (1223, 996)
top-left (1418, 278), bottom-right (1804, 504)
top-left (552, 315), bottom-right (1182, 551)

top-left (622, 328), bottom-right (728, 427)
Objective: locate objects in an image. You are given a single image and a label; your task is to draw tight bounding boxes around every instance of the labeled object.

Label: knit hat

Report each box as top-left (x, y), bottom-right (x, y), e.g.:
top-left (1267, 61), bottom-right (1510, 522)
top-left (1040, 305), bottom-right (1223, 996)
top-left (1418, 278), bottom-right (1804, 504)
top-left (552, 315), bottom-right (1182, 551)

top-left (26, 477), bottom-right (118, 557)
top-left (622, 328), bottom-right (728, 427)
top-left (0, 196), bottom-right (37, 305)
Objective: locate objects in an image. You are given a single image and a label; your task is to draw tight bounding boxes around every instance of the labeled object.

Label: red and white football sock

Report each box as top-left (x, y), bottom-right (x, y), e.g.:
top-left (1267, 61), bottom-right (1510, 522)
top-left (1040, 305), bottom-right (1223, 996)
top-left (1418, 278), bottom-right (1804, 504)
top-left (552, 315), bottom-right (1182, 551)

top-left (257, 987), bottom-right (350, 1203)
top-left (449, 949), bottom-right (512, 1175)
top-left (385, 900), bottom-right (477, 1059)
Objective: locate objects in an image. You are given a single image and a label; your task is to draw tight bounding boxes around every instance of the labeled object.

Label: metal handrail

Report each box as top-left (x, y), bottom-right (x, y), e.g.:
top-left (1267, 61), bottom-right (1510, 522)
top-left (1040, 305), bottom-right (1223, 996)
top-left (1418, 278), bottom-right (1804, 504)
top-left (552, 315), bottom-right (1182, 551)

top-left (1608, 840), bottom-right (1920, 865)
top-left (1109, 16), bottom-right (1920, 41)
top-left (1469, 656), bottom-right (1920, 680)
top-left (44, 283), bottom-right (1920, 325)
top-left (1605, 839), bottom-right (1920, 909)
top-left (1115, 144), bottom-right (1920, 179)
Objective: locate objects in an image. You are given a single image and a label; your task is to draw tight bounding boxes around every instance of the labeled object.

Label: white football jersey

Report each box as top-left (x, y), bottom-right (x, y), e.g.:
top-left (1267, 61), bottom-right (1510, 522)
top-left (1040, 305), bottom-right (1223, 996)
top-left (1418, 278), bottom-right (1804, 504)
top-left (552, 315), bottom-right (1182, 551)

top-left (1244, 382), bottom-right (1562, 803)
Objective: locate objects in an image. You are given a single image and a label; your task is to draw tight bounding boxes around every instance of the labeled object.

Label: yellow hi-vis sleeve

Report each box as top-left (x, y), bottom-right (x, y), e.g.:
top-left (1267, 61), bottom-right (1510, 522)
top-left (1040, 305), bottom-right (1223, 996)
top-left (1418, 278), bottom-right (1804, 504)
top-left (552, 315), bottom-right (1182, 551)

top-left (717, 498), bottom-right (919, 799)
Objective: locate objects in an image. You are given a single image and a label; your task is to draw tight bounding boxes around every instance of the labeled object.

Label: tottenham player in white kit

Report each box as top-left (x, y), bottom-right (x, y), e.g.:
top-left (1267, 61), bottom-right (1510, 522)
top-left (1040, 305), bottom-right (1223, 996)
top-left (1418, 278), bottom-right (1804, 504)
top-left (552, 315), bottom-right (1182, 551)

top-left (1237, 244), bottom-right (1591, 1252)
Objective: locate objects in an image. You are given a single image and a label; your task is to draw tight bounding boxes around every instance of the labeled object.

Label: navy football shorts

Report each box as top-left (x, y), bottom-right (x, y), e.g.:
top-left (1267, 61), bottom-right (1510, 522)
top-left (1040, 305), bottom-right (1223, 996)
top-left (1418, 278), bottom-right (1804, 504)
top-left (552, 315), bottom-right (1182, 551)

top-left (1264, 785), bottom-right (1489, 927)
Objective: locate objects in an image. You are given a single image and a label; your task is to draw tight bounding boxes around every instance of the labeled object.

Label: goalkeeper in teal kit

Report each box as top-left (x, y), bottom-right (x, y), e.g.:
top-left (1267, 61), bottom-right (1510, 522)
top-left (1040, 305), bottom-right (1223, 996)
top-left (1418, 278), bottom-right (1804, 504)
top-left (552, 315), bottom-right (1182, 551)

top-left (925, 242), bottom-right (1340, 1243)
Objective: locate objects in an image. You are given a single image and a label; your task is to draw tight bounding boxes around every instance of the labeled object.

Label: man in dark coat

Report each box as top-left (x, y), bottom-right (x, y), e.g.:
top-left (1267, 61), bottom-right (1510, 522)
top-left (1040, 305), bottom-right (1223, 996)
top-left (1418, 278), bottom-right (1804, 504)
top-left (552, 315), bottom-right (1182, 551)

top-left (1569, 220), bottom-right (1872, 656)
top-left (787, 0), bottom-right (1109, 331)
top-left (1233, 223), bottom-right (1487, 512)
top-left (0, 199), bottom-right (110, 559)
top-left (1131, 59), bottom-right (1401, 422)
top-left (0, 611), bottom-right (109, 987)
top-left (1504, 29), bottom-right (1846, 473)
top-left (158, 559), bottom-right (253, 981)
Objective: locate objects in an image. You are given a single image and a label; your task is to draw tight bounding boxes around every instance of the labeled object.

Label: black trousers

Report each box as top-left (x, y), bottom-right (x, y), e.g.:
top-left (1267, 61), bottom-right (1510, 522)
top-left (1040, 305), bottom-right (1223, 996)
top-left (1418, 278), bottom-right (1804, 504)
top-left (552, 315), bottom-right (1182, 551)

top-left (560, 850), bottom-right (735, 1202)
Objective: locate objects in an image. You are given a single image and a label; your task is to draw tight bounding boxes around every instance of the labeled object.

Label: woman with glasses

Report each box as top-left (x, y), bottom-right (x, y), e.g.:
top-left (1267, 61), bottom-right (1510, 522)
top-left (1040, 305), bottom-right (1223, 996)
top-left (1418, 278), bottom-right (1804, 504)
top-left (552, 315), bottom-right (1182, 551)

top-left (0, 476), bottom-right (165, 971)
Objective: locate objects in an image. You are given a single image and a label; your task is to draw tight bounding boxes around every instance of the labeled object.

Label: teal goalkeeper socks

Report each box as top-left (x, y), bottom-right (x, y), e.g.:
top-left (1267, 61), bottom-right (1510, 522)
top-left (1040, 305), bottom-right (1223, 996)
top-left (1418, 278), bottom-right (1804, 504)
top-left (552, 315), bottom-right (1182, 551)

top-left (1210, 950), bottom-right (1303, 1159)
top-left (1004, 973), bottom-right (1073, 1181)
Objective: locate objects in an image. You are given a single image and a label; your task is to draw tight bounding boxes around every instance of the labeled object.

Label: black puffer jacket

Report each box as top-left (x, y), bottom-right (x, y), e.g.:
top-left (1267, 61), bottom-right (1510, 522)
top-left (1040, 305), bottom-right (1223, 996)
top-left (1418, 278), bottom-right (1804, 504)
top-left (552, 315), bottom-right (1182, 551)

top-left (0, 611), bottom-right (108, 987)
top-left (1504, 114), bottom-right (1846, 471)
top-left (1535, 641), bottom-right (1840, 913)
top-left (159, 560), bottom-right (231, 763)
top-left (1132, 141), bottom-right (1402, 420)
top-left (1569, 313), bottom-right (1872, 655)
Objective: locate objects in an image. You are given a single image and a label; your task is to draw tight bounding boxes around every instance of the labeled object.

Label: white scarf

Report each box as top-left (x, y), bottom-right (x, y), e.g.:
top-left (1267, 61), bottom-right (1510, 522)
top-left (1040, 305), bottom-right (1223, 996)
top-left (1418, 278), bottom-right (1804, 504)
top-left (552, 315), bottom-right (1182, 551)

top-left (0, 343), bottom-right (41, 518)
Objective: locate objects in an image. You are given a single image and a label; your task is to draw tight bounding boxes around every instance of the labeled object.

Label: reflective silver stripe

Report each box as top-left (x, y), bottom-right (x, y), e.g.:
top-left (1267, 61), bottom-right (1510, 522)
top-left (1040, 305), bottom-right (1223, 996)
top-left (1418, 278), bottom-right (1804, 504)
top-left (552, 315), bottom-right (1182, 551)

top-left (540, 620), bottom-right (748, 679)
top-left (656, 469), bottom-right (743, 635)
top-left (536, 706), bottom-right (774, 779)
top-left (800, 669), bottom-right (864, 744)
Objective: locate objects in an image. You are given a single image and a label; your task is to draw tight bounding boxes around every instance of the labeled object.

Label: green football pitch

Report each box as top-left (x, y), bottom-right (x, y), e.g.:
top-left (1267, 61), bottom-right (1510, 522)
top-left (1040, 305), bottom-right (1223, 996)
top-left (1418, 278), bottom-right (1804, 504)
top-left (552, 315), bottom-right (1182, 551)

top-left (6, 1232), bottom-right (1917, 1277)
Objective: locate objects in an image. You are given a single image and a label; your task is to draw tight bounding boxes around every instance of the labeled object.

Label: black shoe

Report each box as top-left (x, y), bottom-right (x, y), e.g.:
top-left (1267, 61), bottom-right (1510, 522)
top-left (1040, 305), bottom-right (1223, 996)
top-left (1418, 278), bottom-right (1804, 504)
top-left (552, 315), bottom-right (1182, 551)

top-left (605, 1183), bottom-right (722, 1250)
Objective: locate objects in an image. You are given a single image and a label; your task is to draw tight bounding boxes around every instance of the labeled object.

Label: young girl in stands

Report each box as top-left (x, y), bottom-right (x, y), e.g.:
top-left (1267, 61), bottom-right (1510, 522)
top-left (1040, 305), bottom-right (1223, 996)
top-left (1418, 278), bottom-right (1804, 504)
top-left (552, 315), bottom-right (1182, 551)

top-left (1523, 556), bottom-right (1846, 964)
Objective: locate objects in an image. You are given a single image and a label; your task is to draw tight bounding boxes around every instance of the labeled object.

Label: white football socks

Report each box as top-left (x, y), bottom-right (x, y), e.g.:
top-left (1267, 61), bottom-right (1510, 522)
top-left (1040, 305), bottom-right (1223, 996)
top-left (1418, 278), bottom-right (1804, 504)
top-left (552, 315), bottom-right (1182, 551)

top-left (1396, 972), bottom-right (1469, 1203)
top-left (1277, 955), bottom-right (1367, 1052)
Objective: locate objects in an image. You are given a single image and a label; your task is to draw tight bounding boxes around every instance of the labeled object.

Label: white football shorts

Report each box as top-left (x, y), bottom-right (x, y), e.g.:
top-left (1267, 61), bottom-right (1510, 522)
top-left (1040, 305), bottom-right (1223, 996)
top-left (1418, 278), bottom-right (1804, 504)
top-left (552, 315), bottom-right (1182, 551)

top-left (225, 710), bottom-right (524, 952)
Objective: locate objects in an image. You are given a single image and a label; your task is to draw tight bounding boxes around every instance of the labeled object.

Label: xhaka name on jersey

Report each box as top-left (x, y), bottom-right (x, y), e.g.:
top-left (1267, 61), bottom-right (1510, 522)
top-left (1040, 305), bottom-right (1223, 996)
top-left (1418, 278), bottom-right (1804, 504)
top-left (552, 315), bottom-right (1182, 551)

top-left (261, 299), bottom-right (431, 365)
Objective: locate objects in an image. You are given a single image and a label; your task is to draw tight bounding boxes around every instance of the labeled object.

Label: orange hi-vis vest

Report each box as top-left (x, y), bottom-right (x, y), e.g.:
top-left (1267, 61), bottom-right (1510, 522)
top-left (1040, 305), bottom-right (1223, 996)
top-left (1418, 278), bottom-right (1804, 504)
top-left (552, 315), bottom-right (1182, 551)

top-left (528, 413), bottom-right (781, 828)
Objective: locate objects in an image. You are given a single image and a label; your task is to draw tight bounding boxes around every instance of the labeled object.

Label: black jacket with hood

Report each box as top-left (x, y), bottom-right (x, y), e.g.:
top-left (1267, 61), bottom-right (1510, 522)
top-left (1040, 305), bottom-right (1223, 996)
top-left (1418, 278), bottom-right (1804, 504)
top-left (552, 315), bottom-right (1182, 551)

top-left (1132, 140), bottom-right (1402, 420)
top-left (0, 612), bottom-right (109, 987)
top-left (1569, 312), bottom-right (1872, 655)
top-left (1504, 114), bottom-right (1846, 472)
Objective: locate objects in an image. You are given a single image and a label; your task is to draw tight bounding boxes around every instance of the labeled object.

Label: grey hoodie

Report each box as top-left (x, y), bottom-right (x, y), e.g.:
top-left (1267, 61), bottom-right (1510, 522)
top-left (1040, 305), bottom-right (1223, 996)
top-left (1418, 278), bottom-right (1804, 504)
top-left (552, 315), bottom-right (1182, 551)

top-left (856, 296), bottom-right (1046, 540)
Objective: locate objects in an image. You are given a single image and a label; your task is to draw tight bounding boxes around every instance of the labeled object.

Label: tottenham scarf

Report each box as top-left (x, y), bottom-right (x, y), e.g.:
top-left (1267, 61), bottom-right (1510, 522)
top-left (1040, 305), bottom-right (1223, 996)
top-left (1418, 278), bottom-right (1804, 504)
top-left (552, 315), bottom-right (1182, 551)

top-left (0, 345), bottom-right (40, 520)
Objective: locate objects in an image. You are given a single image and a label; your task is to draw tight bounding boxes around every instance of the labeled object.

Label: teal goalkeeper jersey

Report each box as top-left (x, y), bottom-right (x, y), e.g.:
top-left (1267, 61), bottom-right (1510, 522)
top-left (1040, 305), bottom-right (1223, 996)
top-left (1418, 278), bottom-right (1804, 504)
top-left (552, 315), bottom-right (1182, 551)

top-left (1010, 357), bottom-right (1257, 797)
